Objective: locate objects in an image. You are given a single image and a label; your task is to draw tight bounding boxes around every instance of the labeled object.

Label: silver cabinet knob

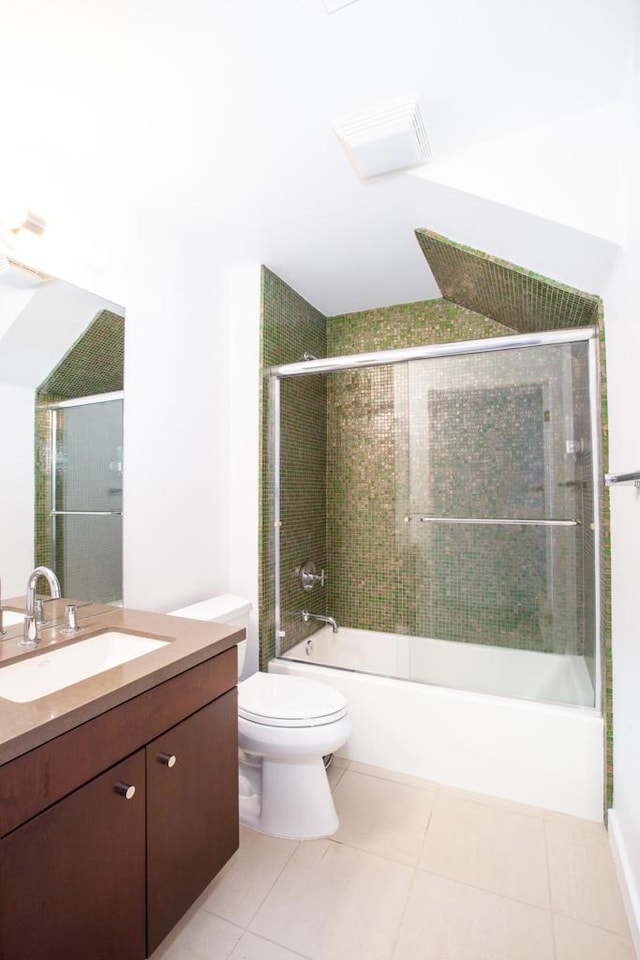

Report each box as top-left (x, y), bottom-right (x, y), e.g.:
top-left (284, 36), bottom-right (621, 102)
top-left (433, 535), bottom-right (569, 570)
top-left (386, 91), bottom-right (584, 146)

top-left (114, 782), bottom-right (136, 800)
top-left (158, 753), bottom-right (177, 768)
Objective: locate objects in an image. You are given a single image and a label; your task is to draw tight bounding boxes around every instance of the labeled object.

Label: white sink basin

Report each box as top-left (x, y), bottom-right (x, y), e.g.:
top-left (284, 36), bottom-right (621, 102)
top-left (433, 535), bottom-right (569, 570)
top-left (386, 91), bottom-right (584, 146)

top-left (2, 610), bottom-right (24, 628)
top-left (0, 631), bottom-right (170, 703)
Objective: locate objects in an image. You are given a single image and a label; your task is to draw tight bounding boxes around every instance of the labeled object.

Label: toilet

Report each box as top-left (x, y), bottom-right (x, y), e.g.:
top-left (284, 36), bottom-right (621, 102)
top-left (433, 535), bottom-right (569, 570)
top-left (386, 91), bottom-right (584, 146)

top-left (169, 595), bottom-right (352, 839)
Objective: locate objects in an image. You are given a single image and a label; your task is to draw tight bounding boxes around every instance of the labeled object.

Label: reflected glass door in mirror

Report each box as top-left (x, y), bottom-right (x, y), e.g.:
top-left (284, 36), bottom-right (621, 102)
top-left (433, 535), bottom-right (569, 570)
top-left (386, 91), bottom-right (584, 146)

top-left (0, 258), bottom-right (125, 602)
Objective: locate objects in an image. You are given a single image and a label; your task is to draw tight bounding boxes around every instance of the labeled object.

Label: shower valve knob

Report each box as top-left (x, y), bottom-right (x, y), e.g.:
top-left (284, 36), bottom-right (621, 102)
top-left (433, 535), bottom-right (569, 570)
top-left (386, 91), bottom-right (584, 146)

top-left (298, 561), bottom-right (326, 592)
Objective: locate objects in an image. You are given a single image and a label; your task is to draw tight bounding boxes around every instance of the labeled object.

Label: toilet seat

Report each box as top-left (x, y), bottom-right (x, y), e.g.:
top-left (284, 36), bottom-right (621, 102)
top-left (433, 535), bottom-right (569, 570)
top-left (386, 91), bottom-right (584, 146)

top-left (238, 673), bottom-right (348, 728)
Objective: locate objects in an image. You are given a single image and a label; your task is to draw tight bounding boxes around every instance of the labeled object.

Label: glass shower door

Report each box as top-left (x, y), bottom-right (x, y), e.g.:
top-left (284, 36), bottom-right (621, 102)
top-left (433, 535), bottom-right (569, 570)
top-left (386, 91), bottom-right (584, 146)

top-left (51, 393), bottom-right (123, 603)
top-left (402, 339), bottom-right (597, 706)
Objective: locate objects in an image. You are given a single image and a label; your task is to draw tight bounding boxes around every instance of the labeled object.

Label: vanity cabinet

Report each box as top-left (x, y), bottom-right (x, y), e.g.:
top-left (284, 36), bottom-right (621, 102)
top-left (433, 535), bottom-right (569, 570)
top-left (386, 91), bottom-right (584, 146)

top-left (1, 750), bottom-right (147, 960)
top-left (0, 647), bottom-right (239, 960)
top-left (146, 689), bottom-right (238, 954)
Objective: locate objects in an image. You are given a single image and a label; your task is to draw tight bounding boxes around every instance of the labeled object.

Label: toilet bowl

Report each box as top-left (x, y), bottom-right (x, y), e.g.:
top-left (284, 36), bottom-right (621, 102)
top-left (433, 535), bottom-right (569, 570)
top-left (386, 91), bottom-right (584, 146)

top-left (169, 596), bottom-right (352, 839)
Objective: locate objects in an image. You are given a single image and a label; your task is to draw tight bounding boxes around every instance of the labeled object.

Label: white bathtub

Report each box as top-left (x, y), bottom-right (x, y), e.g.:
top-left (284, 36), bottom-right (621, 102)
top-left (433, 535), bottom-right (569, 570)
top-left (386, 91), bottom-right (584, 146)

top-left (270, 626), bottom-right (604, 821)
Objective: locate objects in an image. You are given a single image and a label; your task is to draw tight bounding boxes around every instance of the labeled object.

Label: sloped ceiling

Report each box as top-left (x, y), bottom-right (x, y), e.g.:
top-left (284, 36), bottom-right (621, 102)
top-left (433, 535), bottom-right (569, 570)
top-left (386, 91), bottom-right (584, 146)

top-left (0, 0), bottom-right (631, 314)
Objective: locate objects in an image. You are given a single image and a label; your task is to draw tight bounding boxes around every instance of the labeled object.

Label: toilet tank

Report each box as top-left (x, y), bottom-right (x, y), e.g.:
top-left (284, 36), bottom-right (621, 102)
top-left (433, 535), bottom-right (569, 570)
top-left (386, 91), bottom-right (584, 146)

top-left (168, 594), bottom-right (251, 676)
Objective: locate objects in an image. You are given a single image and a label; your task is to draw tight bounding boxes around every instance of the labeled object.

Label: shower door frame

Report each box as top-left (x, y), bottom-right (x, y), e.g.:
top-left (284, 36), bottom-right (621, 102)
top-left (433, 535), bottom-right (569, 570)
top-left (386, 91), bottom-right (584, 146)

top-left (270, 326), bottom-right (602, 712)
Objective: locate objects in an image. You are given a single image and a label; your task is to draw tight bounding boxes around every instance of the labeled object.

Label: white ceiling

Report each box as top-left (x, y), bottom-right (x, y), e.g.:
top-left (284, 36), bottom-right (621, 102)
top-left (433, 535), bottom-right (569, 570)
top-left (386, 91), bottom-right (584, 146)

top-left (0, 0), bottom-right (632, 314)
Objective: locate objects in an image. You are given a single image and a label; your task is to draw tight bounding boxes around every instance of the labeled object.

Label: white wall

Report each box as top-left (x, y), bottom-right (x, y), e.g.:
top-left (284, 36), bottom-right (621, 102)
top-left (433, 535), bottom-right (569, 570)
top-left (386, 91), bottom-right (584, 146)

top-left (605, 10), bottom-right (640, 952)
top-left (411, 103), bottom-right (625, 245)
top-left (226, 265), bottom-right (262, 678)
top-left (119, 216), bottom-right (233, 613)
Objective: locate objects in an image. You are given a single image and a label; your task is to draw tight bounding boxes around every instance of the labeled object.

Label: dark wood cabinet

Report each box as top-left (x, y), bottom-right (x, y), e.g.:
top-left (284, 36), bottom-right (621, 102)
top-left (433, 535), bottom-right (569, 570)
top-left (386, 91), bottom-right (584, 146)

top-left (0, 650), bottom-right (239, 960)
top-left (146, 689), bottom-right (239, 954)
top-left (0, 751), bottom-right (146, 960)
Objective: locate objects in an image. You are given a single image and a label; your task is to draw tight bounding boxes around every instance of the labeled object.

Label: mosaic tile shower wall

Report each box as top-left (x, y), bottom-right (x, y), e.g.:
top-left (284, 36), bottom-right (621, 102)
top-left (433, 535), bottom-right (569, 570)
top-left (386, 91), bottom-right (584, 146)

top-left (325, 309), bottom-right (594, 658)
top-left (325, 300), bottom-right (509, 636)
top-left (35, 310), bottom-right (125, 595)
top-left (415, 230), bottom-right (601, 332)
top-left (401, 344), bottom-right (590, 653)
top-left (259, 268), bottom-right (327, 669)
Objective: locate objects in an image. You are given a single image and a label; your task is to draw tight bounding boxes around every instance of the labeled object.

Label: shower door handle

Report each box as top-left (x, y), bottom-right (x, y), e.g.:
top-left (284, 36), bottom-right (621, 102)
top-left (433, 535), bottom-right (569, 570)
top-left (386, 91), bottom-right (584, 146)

top-left (407, 515), bottom-right (579, 527)
top-left (50, 510), bottom-right (124, 516)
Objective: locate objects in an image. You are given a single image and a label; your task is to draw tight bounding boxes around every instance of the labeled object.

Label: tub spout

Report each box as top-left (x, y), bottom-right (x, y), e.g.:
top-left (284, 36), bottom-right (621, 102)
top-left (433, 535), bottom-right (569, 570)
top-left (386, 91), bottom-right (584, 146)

top-left (301, 609), bottom-right (339, 634)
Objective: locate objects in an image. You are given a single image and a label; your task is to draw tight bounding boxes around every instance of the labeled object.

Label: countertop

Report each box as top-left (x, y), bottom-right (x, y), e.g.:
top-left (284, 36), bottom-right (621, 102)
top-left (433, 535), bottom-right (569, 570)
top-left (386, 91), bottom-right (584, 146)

top-left (0, 599), bottom-right (242, 766)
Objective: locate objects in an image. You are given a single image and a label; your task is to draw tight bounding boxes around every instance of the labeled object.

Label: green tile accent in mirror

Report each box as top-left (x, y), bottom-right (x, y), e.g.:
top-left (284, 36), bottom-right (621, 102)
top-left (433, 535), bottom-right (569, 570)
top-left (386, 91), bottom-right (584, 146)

top-left (38, 310), bottom-right (124, 399)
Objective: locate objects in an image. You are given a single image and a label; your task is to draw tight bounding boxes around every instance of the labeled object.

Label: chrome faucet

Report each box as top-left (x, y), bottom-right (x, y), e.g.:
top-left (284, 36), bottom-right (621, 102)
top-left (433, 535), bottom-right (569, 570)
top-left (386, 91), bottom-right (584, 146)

top-left (22, 566), bottom-right (61, 646)
top-left (301, 609), bottom-right (339, 634)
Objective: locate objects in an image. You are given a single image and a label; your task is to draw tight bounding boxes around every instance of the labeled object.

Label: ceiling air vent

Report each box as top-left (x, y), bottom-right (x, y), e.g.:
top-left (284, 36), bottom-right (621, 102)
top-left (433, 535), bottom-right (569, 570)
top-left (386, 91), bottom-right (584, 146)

top-left (333, 94), bottom-right (431, 180)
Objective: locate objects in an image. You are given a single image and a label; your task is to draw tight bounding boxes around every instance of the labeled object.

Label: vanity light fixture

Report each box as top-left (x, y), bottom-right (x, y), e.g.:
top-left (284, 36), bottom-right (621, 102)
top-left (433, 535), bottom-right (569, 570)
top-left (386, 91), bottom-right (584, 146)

top-left (0, 208), bottom-right (47, 251)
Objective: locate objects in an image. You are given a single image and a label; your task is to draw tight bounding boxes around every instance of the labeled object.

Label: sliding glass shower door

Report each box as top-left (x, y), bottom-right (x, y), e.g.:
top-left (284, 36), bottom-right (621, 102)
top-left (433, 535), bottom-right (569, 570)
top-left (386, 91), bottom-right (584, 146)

top-left (398, 339), bottom-right (597, 703)
top-left (273, 328), bottom-right (600, 709)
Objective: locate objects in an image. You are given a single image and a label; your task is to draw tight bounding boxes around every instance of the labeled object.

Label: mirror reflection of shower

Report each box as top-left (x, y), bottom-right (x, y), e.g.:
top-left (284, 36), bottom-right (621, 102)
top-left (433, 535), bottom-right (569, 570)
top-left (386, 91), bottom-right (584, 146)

top-left (45, 392), bottom-right (123, 603)
top-left (34, 308), bottom-right (125, 604)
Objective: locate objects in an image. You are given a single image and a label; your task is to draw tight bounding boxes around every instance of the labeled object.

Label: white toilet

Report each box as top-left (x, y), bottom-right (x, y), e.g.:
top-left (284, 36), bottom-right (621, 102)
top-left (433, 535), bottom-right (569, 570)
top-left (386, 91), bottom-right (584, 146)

top-left (169, 595), bottom-right (352, 839)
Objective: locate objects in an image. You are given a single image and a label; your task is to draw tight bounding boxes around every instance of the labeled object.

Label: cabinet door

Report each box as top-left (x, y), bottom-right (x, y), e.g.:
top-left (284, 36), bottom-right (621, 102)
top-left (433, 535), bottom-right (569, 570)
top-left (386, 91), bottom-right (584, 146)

top-left (146, 688), bottom-right (239, 954)
top-left (0, 750), bottom-right (146, 960)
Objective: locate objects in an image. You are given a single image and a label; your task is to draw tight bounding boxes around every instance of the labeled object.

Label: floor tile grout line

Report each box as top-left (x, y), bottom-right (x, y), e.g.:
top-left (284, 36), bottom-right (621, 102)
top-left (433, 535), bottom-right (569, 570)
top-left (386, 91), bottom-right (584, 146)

top-left (327, 827), bottom-right (432, 870)
top-left (388, 864), bottom-right (420, 960)
top-left (219, 917), bottom-right (246, 960)
top-left (242, 838), bottom-right (302, 928)
top-left (543, 817), bottom-right (631, 939)
top-left (237, 928), bottom-right (316, 960)
top-left (543, 817), bottom-right (559, 960)
top-left (344, 765), bottom-right (440, 794)
top-left (549, 906), bottom-right (635, 940)
top-left (200, 835), bottom-right (302, 931)
top-left (415, 866), bottom-right (554, 916)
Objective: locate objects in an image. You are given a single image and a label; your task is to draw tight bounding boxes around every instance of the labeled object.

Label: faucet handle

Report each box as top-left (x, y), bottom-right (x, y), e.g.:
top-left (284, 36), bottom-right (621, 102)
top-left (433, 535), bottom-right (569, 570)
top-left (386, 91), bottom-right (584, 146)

top-left (298, 561), bottom-right (326, 592)
top-left (62, 604), bottom-right (79, 634)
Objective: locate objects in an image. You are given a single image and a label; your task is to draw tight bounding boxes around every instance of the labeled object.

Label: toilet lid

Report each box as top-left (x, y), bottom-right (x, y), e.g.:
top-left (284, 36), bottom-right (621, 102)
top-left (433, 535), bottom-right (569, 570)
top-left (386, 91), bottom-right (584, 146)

top-left (238, 673), bottom-right (348, 728)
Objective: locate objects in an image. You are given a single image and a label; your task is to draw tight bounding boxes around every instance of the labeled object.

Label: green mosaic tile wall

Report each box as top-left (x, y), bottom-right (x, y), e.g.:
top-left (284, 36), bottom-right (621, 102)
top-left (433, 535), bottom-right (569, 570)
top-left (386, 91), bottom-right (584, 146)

top-left (326, 301), bottom-right (507, 639)
top-left (39, 310), bottom-right (124, 398)
top-left (415, 230), bottom-right (601, 332)
top-left (35, 310), bottom-right (125, 591)
top-left (259, 267), bottom-right (327, 670)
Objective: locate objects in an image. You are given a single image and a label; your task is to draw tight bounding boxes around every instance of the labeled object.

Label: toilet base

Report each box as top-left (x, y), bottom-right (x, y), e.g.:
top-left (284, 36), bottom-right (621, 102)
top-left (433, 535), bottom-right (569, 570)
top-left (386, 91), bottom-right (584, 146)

top-left (239, 755), bottom-right (339, 839)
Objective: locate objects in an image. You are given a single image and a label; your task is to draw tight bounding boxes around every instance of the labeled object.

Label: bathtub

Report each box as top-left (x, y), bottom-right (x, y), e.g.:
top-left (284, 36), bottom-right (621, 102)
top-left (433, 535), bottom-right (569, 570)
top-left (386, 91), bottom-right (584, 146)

top-left (269, 626), bottom-right (604, 821)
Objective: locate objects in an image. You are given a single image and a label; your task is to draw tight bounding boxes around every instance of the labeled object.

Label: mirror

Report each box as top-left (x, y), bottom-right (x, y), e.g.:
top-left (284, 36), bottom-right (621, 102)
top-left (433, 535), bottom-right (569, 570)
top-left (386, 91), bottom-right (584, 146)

top-left (0, 257), bottom-right (125, 608)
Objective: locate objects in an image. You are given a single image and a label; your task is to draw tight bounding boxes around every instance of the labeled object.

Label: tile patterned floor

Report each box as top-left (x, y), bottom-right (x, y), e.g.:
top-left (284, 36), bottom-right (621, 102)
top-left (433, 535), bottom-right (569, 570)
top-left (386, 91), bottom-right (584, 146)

top-left (151, 759), bottom-right (636, 960)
